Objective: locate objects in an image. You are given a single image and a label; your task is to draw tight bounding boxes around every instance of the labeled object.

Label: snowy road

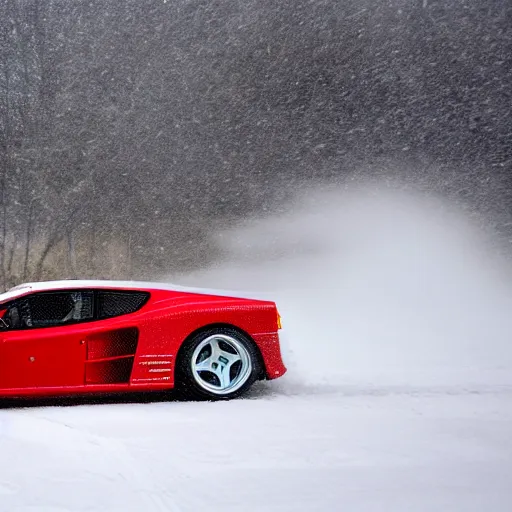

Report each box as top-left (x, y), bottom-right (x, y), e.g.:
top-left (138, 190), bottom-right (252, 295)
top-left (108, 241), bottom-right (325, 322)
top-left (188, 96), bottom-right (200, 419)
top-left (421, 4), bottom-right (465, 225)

top-left (1, 382), bottom-right (511, 511)
top-left (2, 186), bottom-right (512, 511)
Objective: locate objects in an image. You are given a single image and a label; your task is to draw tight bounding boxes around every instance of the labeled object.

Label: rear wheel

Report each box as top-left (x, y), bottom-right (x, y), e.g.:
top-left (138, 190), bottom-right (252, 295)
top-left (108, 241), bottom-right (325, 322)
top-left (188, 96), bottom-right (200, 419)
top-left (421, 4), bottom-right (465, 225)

top-left (176, 327), bottom-right (261, 400)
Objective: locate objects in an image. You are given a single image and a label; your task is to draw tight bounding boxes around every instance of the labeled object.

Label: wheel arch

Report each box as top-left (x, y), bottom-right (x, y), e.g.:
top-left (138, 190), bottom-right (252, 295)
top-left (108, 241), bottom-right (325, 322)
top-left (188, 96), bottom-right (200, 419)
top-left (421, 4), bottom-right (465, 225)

top-left (174, 322), bottom-right (267, 381)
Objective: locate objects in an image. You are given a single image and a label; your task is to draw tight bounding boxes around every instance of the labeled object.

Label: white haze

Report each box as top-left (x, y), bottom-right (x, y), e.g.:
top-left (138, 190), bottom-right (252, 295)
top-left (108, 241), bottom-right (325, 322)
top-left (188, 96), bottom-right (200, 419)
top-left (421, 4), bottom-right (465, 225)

top-left (178, 181), bottom-right (512, 390)
top-left (2, 181), bottom-right (512, 511)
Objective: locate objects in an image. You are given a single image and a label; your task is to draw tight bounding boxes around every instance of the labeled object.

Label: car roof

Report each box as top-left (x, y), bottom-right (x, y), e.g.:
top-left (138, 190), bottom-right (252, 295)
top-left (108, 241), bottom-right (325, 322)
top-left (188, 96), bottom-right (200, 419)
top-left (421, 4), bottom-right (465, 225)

top-left (7, 279), bottom-right (171, 294)
top-left (0, 279), bottom-right (271, 304)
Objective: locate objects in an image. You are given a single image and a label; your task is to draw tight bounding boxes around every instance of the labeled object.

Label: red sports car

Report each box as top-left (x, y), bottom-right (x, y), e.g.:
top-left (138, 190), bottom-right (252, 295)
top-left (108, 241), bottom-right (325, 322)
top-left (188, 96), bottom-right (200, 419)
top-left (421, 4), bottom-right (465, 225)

top-left (0, 280), bottom-right (286, 400)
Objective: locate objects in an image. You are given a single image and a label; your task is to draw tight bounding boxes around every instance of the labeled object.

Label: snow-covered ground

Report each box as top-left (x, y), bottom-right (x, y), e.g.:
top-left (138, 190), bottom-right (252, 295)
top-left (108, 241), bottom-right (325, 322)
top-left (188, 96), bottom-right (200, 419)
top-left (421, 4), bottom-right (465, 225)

top-left (1, 185), bottom-right (512, 511)
top-left (1, 386), bottom-right (511, 511)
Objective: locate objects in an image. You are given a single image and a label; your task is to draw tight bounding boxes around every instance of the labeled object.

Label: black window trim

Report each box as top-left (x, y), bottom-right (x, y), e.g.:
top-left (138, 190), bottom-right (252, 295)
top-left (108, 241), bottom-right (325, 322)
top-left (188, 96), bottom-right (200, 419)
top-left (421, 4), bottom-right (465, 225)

top-left (94, 289), bottom-right (150, 320)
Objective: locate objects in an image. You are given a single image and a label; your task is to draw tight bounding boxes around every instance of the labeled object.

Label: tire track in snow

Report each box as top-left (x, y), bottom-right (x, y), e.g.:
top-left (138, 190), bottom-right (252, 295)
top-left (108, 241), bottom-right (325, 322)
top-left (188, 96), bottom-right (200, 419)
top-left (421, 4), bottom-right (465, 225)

top-left (249, 380), bottom-right (512, 400)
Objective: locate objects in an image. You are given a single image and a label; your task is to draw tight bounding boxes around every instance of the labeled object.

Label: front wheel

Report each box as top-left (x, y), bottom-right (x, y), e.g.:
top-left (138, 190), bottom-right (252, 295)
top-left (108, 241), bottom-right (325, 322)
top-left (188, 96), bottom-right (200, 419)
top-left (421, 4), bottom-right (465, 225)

top-left (176, 327), bottom-right (261, 400)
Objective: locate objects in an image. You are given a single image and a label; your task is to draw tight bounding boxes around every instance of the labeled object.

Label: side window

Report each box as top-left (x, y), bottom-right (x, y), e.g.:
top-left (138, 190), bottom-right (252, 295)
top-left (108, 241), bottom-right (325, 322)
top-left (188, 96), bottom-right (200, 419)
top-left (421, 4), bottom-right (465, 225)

top-left (97, 291), bottom-right (149, 319)
top-left (2, 291), bottom-right (94, 329)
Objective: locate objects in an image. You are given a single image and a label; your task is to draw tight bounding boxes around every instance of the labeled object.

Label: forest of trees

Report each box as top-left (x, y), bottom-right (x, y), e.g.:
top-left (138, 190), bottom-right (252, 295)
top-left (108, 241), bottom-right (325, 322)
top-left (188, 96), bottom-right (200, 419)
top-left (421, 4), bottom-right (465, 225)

top-left (1, 0), bottom-right (511, 290)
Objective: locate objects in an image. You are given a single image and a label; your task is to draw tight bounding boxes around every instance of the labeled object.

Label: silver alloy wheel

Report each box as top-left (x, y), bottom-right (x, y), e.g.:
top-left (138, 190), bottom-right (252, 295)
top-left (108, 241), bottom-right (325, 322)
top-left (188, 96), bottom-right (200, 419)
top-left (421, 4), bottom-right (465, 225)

top-left (191, 333), bottom-right (253, 395)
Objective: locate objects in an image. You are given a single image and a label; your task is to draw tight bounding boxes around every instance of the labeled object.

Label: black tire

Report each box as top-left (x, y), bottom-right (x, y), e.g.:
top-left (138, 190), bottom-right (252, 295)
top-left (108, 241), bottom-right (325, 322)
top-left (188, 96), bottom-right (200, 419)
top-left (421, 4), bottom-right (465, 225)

top-left (175, 327), bottom-right (261, 400)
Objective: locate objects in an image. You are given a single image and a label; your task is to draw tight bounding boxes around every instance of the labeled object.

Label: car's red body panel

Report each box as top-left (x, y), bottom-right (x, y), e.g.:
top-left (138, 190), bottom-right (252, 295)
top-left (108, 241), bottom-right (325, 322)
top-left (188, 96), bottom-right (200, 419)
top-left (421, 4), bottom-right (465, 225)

top-left (0, 282), bottom-right (286, 398)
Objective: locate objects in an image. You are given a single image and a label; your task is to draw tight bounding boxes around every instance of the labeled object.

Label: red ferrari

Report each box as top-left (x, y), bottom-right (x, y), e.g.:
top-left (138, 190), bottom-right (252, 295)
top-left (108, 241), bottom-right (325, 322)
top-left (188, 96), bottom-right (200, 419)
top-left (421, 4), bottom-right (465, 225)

top-left (0, 280), bottom-right (286, 400)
